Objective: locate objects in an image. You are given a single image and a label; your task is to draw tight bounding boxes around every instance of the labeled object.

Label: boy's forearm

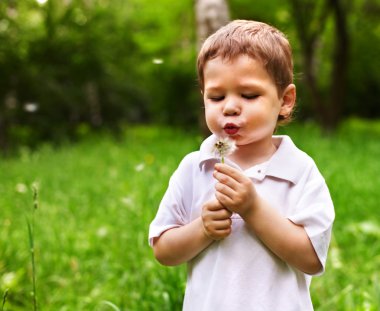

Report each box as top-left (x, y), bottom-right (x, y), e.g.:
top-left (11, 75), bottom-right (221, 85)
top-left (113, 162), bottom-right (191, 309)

top-left (241, 197), bottom-right (322, 275)
top-left (152, 217), bottom-right (213, 266)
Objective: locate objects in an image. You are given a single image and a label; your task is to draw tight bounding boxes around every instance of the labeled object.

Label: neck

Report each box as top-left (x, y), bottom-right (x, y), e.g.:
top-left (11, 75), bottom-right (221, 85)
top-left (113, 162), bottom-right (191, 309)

top-left (228, 138), bottom-right (277, 170)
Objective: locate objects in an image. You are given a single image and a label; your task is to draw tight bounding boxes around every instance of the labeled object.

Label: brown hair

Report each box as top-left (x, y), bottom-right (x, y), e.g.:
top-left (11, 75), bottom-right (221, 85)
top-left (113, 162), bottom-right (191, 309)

top-left (197, 19), bottom-right (294, 103)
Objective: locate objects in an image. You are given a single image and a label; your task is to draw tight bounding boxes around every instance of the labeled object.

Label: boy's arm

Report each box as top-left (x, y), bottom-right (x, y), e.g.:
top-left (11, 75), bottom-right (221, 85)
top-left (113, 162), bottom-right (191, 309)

top-left (152, 217), bottom-right (212, 266)
top-left (213, 163), bottom-right (322, 275)
top-left (152, 199), bottom-right (232, 266)
top-left (241, 197), bottom-right (322, 275)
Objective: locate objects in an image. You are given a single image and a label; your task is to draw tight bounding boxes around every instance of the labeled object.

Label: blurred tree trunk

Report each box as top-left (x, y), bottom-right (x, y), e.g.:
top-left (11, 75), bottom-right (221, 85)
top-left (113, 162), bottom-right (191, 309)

top-left (289, 0), bottom-right (349, 131)
top-left (0, 116), bottom-right (7, 153)
top-left (195, 0), bottom-right (230, 136)
top-left (195, 0), bottom-right (230, 49)
top-left (84, 81), bottom-right (102, 127)
top-left (328, 0), bottom-right (349, 129)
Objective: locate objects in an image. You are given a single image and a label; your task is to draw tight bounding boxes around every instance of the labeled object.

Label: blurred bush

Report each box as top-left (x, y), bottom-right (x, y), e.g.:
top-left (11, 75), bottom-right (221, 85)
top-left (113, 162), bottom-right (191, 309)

top-left (0, 0), bottom-right (379, 151)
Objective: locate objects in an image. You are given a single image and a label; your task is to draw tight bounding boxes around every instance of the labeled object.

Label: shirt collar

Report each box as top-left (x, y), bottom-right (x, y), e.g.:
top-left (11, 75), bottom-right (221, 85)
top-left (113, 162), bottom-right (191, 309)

top-left (265, 135), bottom-right (305, 184)
top-left (199, 134), bottom-right (304, 184)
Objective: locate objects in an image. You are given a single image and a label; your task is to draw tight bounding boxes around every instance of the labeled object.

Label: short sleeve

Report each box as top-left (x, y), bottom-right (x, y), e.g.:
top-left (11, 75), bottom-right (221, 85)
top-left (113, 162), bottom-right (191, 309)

top-left (148, 155), bottom-right (194, 247)
top-left (287, 167), bottom-right (335, 275)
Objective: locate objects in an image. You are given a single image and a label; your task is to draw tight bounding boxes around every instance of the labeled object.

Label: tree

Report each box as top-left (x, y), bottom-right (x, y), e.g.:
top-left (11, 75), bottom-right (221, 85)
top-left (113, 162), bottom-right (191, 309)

top-left (195, 0), bottom-right (230, 135)
top-left (0, 0), bottom-right (196, 151)
top-left (195, 0), bottom-right (230, 49)
top-left (288, 0), bottom-right (349, 131)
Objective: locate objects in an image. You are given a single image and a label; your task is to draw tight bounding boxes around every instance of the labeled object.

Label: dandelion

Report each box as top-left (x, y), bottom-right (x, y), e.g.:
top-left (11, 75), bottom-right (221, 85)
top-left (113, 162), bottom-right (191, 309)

top-left (213, 137), bottom-right (236, 163)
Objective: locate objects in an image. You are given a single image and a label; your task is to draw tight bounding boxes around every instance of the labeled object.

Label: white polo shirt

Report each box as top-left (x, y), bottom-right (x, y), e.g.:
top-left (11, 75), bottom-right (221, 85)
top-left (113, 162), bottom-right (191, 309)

top-left (149, 135), bottom-right (335, 311)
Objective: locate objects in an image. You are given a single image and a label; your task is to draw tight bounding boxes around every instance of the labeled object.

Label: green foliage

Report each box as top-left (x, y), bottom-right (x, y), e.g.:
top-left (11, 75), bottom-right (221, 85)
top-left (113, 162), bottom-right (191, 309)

top-left (278, 119), bottom-right (380, 310)
top-left (0, 0), bottom-right (197, 150)
top-left (1, 0), bottom-right (380, 147)
top-left (0, 125), bottom-right (200, 310)
top-left (1, 121), bottom-right (380, 310)
top-left (346, 0), bottom-right (380, 118)
top-left (230, 0), bottom-right (380, 124)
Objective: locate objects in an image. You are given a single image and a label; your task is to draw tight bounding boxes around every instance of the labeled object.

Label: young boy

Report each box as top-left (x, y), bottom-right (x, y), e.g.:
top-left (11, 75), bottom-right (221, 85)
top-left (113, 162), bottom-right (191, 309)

top-left (149, 20), bottom-right (335, 310)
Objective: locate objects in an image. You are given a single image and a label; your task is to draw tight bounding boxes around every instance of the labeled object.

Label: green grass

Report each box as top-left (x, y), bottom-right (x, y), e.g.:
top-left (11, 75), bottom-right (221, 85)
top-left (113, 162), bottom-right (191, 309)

top-left (0, 119), bottom-right (379, 310)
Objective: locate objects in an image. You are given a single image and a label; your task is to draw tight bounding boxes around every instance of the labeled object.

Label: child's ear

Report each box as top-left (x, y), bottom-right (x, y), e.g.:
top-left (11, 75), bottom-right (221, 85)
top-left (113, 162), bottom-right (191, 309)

top-left (280, 84), bottom-right (296, 117)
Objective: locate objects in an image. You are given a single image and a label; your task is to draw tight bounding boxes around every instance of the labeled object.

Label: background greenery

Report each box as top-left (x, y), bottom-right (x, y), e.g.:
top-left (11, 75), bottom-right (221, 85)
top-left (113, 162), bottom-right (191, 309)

top-left (1, 121), bottom-right (380, 310)
top-left (0, 0), bottom-right (380, 150)
top-left (1, 0), bottom-right (380, 310)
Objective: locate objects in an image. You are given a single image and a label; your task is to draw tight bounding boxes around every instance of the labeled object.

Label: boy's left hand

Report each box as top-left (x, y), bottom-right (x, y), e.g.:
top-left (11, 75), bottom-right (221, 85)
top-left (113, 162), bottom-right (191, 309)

top-left (213, 163), bottom-right (258, 217)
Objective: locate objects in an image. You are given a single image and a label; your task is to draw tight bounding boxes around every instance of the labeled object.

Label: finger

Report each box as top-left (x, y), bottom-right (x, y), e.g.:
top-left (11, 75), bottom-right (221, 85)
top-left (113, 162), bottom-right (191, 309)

top-left (215, 181), bottom-right (235, 199)
top-left (213, 218), bottom-right (232, 230)
top-left (205, 199), bottom-right (227, 211)
top-left (212, 208), bottom-right (233, 220)
top-left (202, 221), bottom-right (231, 240)
top-left (213, 170), bottom-right (240, 191)
top-left (215, 191), bottom-right (234, 209)
top-left (215, 163), bottom-right (246, 183)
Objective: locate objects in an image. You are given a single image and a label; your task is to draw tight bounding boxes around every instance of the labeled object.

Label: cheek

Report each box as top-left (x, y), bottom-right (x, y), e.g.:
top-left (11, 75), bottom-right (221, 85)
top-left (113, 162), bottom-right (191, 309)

top-left (254, 103), bottom-right (281, 122)
top-left (245, 107), bottom-right (279, 132)
top-left (204, 107), bottom-right (219, 130)
top-left (205, 109), bottom-right (215, 125)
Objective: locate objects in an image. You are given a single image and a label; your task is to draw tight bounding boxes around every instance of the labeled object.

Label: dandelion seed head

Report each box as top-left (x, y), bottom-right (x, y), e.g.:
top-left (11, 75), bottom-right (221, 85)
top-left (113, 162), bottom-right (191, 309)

top-left (213, 137), bottom-right (237, 160)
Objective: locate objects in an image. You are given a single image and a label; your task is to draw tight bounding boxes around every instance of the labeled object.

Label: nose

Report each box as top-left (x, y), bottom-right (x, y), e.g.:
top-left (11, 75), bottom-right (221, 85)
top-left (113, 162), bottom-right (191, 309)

top-left (223, 97), bottom-right (241, 116)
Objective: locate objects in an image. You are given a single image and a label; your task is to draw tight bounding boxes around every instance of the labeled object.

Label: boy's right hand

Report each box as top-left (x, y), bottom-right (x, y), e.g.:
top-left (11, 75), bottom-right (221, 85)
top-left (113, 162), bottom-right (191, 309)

top-left (201, 199), bottom-right (232, 240)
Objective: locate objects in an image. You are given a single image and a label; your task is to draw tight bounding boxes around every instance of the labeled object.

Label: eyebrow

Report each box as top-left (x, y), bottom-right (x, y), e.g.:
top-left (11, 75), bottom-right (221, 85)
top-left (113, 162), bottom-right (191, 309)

top-left (204, 86), bottom-right (223, 92)
top-left (205, 81), bottom-right (266, 92)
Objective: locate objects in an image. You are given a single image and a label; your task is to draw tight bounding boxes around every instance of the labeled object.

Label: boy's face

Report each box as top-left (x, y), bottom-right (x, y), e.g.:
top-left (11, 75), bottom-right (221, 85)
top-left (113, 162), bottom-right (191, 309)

top-left (203, 55), bottom-right (294, 148)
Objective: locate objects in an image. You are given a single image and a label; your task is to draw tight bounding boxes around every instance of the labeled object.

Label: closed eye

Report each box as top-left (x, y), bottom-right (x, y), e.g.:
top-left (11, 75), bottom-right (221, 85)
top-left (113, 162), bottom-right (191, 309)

top-left (208, 96), bottom-right (225, 102)
top-left (242, 94), bottom-right (259, 100)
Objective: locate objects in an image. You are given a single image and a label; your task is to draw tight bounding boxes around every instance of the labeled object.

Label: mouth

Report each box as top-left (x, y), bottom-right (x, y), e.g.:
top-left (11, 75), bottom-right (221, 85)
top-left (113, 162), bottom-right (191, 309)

top-left (223, 123), bottom-right (240, 135)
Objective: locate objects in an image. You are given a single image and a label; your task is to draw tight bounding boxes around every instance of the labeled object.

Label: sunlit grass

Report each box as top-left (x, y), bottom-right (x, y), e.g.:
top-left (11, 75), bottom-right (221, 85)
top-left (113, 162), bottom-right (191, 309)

top-left (0, 120), bottom-right (379, 310)
top-left (279, 119), bottom-right (380, 310)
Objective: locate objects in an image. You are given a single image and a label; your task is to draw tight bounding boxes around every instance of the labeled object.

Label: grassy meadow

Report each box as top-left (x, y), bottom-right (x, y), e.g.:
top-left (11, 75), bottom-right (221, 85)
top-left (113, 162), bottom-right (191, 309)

top-left (1, 119), bottom-right (380, 310)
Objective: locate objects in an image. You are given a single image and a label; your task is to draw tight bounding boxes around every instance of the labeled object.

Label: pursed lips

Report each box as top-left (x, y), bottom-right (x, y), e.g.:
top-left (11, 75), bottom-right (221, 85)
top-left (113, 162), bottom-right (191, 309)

top-left (223, 123), bottom-right (240, 135)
